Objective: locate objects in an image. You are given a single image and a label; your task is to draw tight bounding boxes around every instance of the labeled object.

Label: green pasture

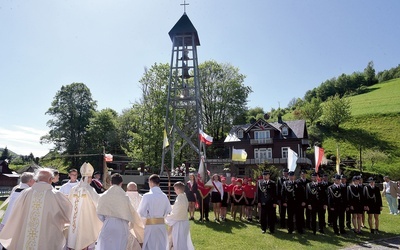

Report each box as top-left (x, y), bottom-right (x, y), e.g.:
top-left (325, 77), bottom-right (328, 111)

top-left (348, 78), bottom-right (400, 117)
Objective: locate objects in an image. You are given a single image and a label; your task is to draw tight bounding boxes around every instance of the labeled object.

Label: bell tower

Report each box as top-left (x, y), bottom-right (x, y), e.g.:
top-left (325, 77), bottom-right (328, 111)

top-left (161, 8), bottom-right (205, 173)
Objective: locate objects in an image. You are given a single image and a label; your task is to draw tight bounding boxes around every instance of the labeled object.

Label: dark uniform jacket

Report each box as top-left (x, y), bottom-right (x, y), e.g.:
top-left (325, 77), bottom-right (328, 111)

top-left (257, 179), bottom-right (277, 205)
top-left (306, 181), bottom-right (327, 207)
top-left (328, 184), bottom-right (346, 210)
top-left (281, 180), bottom-right (305, 204)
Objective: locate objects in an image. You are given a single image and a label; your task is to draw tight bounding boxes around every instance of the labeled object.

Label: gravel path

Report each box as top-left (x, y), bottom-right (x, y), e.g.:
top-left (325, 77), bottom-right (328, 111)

top-left (343, 236), bottom-right (400, 250)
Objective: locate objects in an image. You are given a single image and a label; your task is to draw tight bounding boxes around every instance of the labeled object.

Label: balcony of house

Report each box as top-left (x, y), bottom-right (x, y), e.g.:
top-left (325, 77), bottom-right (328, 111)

top-left (250, 138), bottom-right (273, 145)
top-left (207, 157), bottom-right (312, 166)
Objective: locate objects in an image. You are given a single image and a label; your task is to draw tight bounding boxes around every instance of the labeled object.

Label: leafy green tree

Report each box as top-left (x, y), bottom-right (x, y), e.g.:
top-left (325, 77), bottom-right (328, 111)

top-left (245, 107), bottom-right (265, 123)
top-left (294, 97), bottom-right (322, 125)
top-left (41, 83), bottom-right (97, 166)
top-left (304, 88), bottom-right (317, 102)
top-left (320, 94), bottom-right (352, 131)
top-left (123, 63), bottom-right (170, 169)
top-left (364, 61), bottom-right (377, 86)
top-left (316, 78), bottom-right (336, 101)
top-left (0, 147), bottom-right (10, 161)
top-left (363, 148), bottom-right (389, 169)
top-left (85, 108), bottom-right (120, 154)
top-left (199, 61), bottom-right (252, 142)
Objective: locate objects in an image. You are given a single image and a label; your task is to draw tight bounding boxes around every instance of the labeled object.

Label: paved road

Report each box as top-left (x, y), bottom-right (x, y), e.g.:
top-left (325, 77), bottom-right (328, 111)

top-left (343, 236), bottom-right (400, 249)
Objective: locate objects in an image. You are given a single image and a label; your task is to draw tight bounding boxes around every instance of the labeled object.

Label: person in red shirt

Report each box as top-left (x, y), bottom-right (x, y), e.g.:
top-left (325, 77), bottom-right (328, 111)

top-left (244, 177), bottom-right (257, 221)
top-left (228, 177), bottom-right (236, 218)
top-left (232, 178), bottom-right (246, 221)
top-left (197, 177), bottom-right (212, 222)
top-left (220, 177), bottom-right (229, 221)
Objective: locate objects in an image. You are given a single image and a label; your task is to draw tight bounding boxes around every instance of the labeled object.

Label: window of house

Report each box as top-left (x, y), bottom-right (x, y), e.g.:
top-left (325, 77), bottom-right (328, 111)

top-left (238, 166), bottom-right (245, 176)
top-left (254, 149), bottom-right (259, 159)
top-left (282, 126), bottom-right (289, 136)
top-left (266, 148), bottom-right (272, 159)
top-left (254, 130), bottom-right (270, 139)
top-left (237, 129), bottom-right (243, 138)
top-left (255, 148), bottom-right (272, 159)
top-left (282, 147), bottom-right (289, 159)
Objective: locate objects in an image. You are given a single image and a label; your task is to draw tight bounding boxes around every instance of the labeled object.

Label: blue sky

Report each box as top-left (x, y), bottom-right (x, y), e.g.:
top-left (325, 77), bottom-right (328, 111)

top-left (1, 0), bottom-right (399, 157)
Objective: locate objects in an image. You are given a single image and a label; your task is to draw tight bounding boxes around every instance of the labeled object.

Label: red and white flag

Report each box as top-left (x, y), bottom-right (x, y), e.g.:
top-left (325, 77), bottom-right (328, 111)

top-left (314, 146), bottom-right (324, 173)
top-left (197, 156), bottom-right (205, 181)
top-left (199, 129), bottom-right (213, 145)
top-left (104, 153), bottom-right (113, 162)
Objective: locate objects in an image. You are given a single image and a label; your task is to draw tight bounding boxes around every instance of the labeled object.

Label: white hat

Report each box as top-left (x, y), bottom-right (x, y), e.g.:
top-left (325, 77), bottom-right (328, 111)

top-left (80, 162), bottom-right (94, 177)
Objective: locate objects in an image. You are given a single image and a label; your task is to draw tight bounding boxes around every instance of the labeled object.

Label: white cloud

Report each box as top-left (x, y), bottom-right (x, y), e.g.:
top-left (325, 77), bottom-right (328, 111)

top-left (0, 126), bottom-right (53, 157)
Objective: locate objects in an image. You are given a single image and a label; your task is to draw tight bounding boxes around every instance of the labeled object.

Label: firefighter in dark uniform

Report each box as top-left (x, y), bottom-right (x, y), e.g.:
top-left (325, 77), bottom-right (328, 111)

top-left (328, 174), bottom-right (347, 235)
top-left (347, 176), bottom-right (365, 234)
top-left (297, 169), bottom-right (311, 229)
top-left (306, 172), bottom-right (327, 235)
top-left (276, 168), bottom-right (289, 228)
top-left (282, 171), bottom-right (306, 234)
top-left (340, 175), bottom-right (352, 229)
top-left (363, 177), bottom-right (383, 234)
top-left (257, 170), bottom-right (277, 234)
top-left (319, 173), bottom-right (330, 228)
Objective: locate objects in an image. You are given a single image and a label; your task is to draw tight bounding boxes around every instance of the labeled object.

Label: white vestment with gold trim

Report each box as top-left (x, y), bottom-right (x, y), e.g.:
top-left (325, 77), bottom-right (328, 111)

top-left (67, 181), bottom-right (102, 250)
top-left (0, 182), bottom-right (72, 250)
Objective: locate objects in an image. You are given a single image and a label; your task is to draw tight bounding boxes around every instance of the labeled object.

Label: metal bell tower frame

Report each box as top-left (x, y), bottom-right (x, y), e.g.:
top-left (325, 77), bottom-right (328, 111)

top-left (161, 12), bottom-right (205, 174)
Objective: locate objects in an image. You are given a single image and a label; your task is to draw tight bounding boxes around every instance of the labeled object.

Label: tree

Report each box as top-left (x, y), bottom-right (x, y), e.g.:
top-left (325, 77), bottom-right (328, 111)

top-left (123, 63), bottom-right (170, 169)
top-left (85, 108), bottom-right (120, 154)
top-left (41, 83), bottom-right (97, 165)
top-left (363, 148), bottom-right (388, 169)
top-left (0, 147), bottom-right (10, 161)
top-left (364, 61), bottom-right (377, 86)
top-left (199, 61), bottom-right (252, 142)
top-left (245, 107), bottom-right (265, 123)
top-left (320, 94), bottom-right (352, 131)
top-left (294, 97), bottom-right (322, 125)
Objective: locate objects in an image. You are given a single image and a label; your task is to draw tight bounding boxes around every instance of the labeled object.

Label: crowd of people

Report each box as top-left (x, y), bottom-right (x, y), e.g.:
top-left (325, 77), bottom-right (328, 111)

top-left (1, 164), bottom-right (399, 249)
top-left (0, 163), bottom-right (194, 250)
top-left (185, 169), bottom-right (400, 236)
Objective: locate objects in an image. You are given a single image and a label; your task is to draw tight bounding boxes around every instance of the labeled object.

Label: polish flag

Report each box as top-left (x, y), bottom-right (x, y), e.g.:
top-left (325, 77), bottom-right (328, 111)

top-left (199, 129), bottom-right (213, 145)
top-left (104, 153), bottom-right (113, 162)
top-left (314, 146), bottom-right (324, 173)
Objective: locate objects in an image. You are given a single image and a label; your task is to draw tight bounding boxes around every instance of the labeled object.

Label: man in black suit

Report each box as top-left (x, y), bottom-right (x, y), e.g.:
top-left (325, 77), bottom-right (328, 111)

top-left (276, 168), bottom-right (289, 228)
top-left (306, 172), bottom-right (327, 235)
top-left (258, 170), bottom-right (277, 234)
top-left (328, 174), bottom-right (347, 235)
top-left (282, 171), bottom-right (306, 234)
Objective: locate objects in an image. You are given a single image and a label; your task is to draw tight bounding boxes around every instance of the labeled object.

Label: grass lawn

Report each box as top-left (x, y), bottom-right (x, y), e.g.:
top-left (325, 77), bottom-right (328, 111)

top-left (1, 198), bottom-right (399, 249)
top-left (348, 78), bottom-right (400, 117)
top-left (190, 198), bottom-right (400, 250)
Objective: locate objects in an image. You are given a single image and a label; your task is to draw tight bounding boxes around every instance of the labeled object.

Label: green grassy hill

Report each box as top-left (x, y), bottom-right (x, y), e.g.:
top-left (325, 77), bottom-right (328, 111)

top-left (312, 78), bottom-right (400, 178)
top-left (349, 78), bottom-right (400, 116)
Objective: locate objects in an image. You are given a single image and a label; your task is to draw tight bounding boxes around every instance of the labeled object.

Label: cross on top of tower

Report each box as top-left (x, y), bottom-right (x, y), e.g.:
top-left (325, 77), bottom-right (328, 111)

top-left (180, 0), bottom-right (189, 13)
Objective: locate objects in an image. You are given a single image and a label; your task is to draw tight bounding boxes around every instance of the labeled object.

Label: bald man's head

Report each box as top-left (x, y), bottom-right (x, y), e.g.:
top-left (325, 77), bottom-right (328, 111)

top-left (35, 168), bottom-right (54, 184)
top-left (126, 182), bottom-right (138, 191)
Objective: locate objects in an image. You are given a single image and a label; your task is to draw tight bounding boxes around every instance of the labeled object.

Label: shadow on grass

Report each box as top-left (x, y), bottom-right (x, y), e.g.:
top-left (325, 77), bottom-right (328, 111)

top-left (193, 217), bottom-right (252, 233)
top-left (319, 125), bottom-right (396, 152)
top-left (194, 217), bottom-right (400, 248)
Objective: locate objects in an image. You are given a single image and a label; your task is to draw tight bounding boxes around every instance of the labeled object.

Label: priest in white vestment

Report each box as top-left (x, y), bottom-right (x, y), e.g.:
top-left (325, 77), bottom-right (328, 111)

top-left (59, 168), bottom-right (80, 196)
top-left (138, 174), bottom-right (172, 250)
top-left (67, 162), bottom-right (102, 250)
top-left (166, 182), bottom-right (195, 250)
top-left (96, 173), bottom-right (143, 250)
top-left (0, 168), bottom-right (72, 250)
top-left (0, 172), bottom-right (35, 230)
top-left (126, 182), bottom-right (142, 210)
